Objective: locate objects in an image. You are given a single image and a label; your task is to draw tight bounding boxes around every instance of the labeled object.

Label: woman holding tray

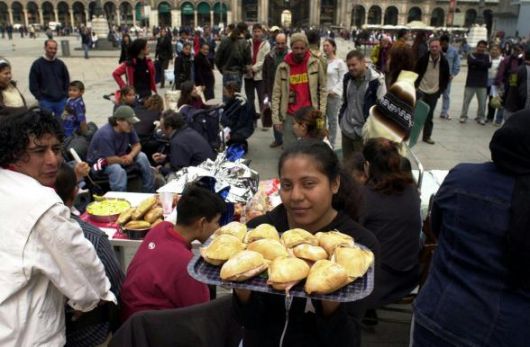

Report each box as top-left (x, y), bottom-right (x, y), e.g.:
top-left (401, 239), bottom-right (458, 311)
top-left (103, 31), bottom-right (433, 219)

top-left (233, 140), bottom-right (380, 347)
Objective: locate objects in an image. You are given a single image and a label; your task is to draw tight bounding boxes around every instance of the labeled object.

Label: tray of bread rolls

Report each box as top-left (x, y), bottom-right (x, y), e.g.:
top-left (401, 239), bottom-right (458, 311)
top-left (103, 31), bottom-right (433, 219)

top-left (187, 222), bottom-right (374, 302)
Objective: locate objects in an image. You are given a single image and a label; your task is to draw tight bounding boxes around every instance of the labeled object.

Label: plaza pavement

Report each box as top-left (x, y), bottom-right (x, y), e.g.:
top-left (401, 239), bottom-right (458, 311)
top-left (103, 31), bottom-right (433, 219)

top-left (1, 35), bottom-right (498, 346)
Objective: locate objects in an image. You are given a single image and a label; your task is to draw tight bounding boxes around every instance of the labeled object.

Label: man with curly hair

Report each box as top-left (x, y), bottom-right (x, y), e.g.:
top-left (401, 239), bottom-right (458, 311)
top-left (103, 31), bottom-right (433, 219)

top-left (0, 109), bottom-right (116, 346)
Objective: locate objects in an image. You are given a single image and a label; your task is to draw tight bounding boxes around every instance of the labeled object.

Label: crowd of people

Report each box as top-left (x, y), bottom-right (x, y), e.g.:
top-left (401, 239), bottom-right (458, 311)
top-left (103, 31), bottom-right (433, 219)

top-left (0, 19), bottom-right (529, 347)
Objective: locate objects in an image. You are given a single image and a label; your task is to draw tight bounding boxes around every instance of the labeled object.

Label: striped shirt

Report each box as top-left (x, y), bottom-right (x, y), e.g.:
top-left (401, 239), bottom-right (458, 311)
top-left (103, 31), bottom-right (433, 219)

top-left (65, 216), bottom-right (125, 347)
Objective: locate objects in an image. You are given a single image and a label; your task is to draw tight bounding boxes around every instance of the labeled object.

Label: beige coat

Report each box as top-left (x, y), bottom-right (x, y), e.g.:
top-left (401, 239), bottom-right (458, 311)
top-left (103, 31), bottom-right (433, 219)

top-left (248, 40), bottom-right (271, 81)
top-left (271, 54), bottom-right (327, 125)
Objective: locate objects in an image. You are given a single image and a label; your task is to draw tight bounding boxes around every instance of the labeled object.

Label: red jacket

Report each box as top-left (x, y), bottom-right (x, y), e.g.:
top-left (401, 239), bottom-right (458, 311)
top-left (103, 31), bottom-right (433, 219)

top-left (112, 57), bottom-right (157, 94)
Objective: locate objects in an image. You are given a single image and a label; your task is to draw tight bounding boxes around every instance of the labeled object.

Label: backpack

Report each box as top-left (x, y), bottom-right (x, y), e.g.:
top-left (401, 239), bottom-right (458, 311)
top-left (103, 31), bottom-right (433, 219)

top-left (178, 105), bottom-right (222, 150)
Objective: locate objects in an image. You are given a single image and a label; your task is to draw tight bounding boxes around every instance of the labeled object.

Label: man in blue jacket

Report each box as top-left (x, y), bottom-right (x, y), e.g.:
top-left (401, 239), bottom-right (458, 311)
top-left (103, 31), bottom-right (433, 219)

top-left (439, 34), bottom-right (461, 120)
top-left (29, 39), bottom-right (70, 120)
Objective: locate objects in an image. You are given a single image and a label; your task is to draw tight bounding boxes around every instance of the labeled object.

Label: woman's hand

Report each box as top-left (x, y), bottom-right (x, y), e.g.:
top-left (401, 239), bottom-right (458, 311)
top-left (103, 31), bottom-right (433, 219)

top-left (152, 152), bottom-right (166, 163)
top-left (234, 288), bottom-right (252, 303)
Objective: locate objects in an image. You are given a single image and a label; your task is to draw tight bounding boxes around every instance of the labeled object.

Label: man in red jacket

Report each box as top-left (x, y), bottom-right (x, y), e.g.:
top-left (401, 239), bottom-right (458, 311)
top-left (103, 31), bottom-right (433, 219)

top-left (119, 185), bottom-right (225, 322)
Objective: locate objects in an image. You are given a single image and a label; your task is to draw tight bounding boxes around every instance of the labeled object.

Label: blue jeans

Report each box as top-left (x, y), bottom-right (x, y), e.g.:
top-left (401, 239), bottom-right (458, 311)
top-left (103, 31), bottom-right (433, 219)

top-left (104, 152), bottom-right (155, 192)
top-left (273, 126), bottom-right (283, 145)
top-left (39, 98), bottom-right (66, 121)
top-left (82, 43), bottom-right (90, 59)
top-left (440, 80), bottom-right (452, 116)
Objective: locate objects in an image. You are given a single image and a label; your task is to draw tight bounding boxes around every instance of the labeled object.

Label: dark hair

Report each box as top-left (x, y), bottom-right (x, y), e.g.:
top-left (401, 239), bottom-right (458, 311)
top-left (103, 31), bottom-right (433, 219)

top-left (363, 138), bottom-right (414, 194)
top-left (144, 94), bottom-right (164, 112)
top-left (346, 49), bottom-right (364, 61)
top-left (69, 80), bottom-right (85, 92)
top-left (0, 107), bottom-right (64, 167)
top-left (477, 40), bottom-right (488, 47)
top-left (119, 85), bottom-right (136, 104)
top-left (182, 42), bottom-right (192, 50)
top-left (387, 44), bottom-right (415, 85)
top-left (177, 81), bottom-right (195, 107)
top-left (344, 152), bottom-right (365, 175)
top-left (323, 38), bottom-right (337, 53)
top-left (278, 140), bottom-right (362, 220)
top-left (161, 110), bottom-right (185, 130)
top-left (293, 106), bottom-right (328, 140)
top-left (253, 23), bottom-right (263, 31)
top-left (306, 29), bottom-right (320, 46)
top-left (440, 34), bottom-right (450, 43)
top-left (44, 39), bottom-right (57, 47)
top-left (224, 80), bottom-right (240, 94)
top-left (128, 38), bottom-right (147, 59)
top-left (55, 163), bottom-right (77, 203)
top-left (0, 56), bottom-right (10, 72)
top-left (397, 29), bottom-right (408, 40)
top-left (177, 184), bottom-right (226, 226)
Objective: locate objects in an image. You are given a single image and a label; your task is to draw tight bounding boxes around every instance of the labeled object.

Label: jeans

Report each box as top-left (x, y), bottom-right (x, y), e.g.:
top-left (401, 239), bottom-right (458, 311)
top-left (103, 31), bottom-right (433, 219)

top-left (281, 115), bottom-right (296, 148)
top-left (326, 94), bottom-right (341, 148)
top-left (440, 80), bottom-right (452, 116)
top-left (418, 92), bottom-right (440, 140)
top-left (495, 107), bottom-right (504, 124)
top-left (82, 43), bottom-right (90, 59)
top-left (39, 98), bottom-right (67, 122)
top-left (273, 126), bottom-right (283, 145)
top-left (104, 152), bottom-right (155, 192)
top-left (459, 87), bottom-right (487, 120)
top-left (244, 78), bottom-right (265, 122)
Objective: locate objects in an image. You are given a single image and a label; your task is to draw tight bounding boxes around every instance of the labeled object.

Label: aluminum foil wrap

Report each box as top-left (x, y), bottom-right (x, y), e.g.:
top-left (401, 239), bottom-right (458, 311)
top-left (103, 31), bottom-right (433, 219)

top-left (157, 152), bottom-right (259, 203)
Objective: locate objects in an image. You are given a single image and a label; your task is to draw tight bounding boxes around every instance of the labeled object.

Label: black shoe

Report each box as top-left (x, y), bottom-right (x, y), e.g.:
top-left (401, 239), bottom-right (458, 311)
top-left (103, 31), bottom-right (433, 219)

top-left (423, 138), bottom-right (435, 145)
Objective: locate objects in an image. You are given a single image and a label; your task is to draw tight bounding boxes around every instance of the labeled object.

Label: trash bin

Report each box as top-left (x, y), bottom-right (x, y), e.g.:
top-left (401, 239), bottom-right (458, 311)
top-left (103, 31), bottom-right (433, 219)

top-left (60, 40), bottom-right (70, 57)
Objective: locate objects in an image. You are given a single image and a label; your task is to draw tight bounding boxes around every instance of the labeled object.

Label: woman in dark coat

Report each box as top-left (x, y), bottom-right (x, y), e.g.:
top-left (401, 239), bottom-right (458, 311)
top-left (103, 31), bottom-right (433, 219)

top-left (194, 43), bottom-right (215, 100)
top-left (119, 34), bottom-right (132, 64)
top-left (173, 42), bottom-right (193, 90)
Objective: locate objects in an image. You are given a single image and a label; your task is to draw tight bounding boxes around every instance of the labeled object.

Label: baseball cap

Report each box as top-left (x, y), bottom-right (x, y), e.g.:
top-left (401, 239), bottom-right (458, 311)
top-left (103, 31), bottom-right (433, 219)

top-left (114, 105), bottom-right (140, 124)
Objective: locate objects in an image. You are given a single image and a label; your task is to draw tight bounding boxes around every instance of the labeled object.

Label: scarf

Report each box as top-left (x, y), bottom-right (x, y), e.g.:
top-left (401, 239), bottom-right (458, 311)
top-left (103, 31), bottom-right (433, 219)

top-left (489, 109), bottom-right (530, 289)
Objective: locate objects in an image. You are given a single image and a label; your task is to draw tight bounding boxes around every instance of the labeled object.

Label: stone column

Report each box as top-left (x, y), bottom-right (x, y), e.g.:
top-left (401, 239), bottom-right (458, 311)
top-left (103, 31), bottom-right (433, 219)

top-left (261, 0), bottom-right (269, 25)
top-left (8, 9), bottom-right (13, 24)
top-left (210, 10), bottom-right (214, 26)
top-left (310, 0), bottom-right (321, 27)
top-left (86, 9), bottom-right (90, 22)
top-left (176, 10), bottom-right (181, 27)
top-left (150, 9), bottom-right (159, 28)
top-left (116, 8), bottom-right (121, 26)
top-left (171, 9), bottom-right (178, 28)
top-left (132, 8), bottom-right (136, 26)
top-left (54, 9), bottom-right (58, 22)
top-left (194, 10), bottom-right (198, 28)
top-left (69, 9), bottom-right (75, 27)
top-left (39, 8), bottom-right (44, 26)
top-left (227, 11), bottom-right (233, 25)
top-left (23, 9), bottom-right (28, 26)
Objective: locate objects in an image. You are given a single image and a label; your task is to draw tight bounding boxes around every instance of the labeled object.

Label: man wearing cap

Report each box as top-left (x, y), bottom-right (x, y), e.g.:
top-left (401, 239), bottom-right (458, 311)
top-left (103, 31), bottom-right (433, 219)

top-left (271, 32), bottom-right (327, 147)
top-left (87, 105), bottom-right (155, 192)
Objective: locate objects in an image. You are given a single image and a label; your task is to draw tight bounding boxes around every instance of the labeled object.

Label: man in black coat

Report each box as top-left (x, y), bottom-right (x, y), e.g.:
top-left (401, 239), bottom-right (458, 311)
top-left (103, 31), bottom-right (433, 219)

top-left (414, 38), bottom-right (450, 145)
top-left (155, 28), bottom-right (174, 88)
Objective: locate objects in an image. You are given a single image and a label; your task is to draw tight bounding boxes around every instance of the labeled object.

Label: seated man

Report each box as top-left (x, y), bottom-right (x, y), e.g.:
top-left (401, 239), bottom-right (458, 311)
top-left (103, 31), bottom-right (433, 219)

top-left (87, 105), bottom-right (155, 192)
top-left (0, 108), bottom-right (116, 346)
top-left (55, 163), bottom-right (125, 346)
top-left (152, 110), bottom-right (216, 180)
top-left (120, 185), bottom-right (225, 322)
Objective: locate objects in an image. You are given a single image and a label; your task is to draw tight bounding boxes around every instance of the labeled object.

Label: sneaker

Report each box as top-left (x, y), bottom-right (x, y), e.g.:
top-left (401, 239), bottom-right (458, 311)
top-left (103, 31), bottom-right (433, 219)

top-left (269, 141), bottom-right (282, 148)
top-left (439, 114), bottom-right (447, 119)
top-left (459, 117), bottom-right (467, 123)
top-left (476, 118), bottom-right (486, 125)
top-left (493, 122), bottom-right (502, 127)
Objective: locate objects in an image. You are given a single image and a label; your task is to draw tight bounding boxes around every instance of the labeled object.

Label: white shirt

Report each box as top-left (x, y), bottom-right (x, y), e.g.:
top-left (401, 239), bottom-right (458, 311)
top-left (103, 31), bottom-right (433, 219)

top-left (326, 57), bottom-right (348, 96)
top-left (489, 56), bottom-right (503, 80)
top-left (0, 169), bottom-right (116, 346)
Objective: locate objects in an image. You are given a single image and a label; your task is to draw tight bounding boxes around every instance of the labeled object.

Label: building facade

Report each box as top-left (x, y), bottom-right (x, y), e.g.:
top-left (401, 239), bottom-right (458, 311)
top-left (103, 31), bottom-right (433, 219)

top-left (0, 0), bottom-right (500, 31)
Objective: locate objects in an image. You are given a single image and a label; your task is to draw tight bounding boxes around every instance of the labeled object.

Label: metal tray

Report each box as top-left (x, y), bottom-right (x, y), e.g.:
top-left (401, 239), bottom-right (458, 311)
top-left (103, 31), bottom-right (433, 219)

top-left (187, 244), bottom-right (374, 303)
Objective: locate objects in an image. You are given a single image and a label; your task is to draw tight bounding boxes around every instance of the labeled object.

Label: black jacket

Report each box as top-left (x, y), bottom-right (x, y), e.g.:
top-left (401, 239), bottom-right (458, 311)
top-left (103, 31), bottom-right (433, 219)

top-left (173, 54), bottom-right (193, 90)
top-left (221, 93), bottom-right (255, 141)
top-left (507, 63), bottom-right (530, 112)
top-left (214, 36), bottom-right (251, 74)
top-left (155, 35), bottom-right (173, 61)
top-left (465, 53), bottom-right (491, 88)
top-left (414, 52), bottom-right (450, 95)
top-left (194, 52), bottom-right (214, 88)
top-left (29, 57), bottom-right (70, 101)
top-left (233, 205), bottom-right (380, 347)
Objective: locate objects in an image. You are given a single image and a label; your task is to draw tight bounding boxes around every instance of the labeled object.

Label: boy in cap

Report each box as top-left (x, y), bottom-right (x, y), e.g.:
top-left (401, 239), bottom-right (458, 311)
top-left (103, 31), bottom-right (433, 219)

top-left (87, 105), bottom-right (155, 192)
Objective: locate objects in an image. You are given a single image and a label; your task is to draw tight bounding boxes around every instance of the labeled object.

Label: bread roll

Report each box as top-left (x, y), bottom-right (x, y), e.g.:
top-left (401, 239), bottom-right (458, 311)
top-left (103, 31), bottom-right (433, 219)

top-left (117, 207), bottom-right (135, 225)
top-left (220, 250), bottom-right (268, 281)
top-left (214, 221), bottom-right (247, 242)
top-left (132, 196), bottom-right (157, 220)
top-left (244, 223), bottom-right (280, 243)
top-left (305, 260), bottom-right (351, 295)
top-left (281, 228), bottom-right (318, 248)
top-left (292, 244), bottom-right (328, 262)
top-left (200, 234), bottom-right (246, 266)
top-left (331, 246), bottom-right (374, 280)
top-left (124, 220), bottom-right (151, 230)
top-left (247, 239), bottom-right (288, 261)
top-left (316, 231), bottom-right (354, 255)
top-left (144, 207), bottom-right (164, 224)
top-left (267, 256), bottom-right (310, 291)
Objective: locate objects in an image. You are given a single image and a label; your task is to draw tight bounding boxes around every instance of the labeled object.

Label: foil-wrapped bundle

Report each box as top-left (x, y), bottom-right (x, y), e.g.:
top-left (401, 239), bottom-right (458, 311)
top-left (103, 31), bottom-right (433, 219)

top-left (157, 149), bottom-right (259, 203)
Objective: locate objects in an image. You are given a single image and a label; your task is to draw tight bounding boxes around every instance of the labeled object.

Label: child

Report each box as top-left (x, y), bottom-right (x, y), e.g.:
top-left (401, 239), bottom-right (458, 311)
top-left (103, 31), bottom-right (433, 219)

top-left (292, 106), bottom-right (331, 147)
top-left (220, 81), bottom-right (255, 152)
top-left (62, 80), bottom-right (88, 138)
top-left (113, 85), bottom-right (137, 111)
